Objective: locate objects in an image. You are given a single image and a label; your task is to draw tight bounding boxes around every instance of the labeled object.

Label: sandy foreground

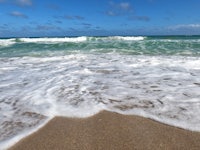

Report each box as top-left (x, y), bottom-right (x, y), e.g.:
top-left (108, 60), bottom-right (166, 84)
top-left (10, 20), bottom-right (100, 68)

top-left (9, 111), bottom-right (200, 150)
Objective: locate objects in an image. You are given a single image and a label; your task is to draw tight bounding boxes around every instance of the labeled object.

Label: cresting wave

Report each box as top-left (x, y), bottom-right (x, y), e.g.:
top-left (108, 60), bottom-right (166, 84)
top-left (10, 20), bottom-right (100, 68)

top-left (19, 36), bottom-right (88, 43)
top-left (0, 54), bottom-right (200, 149)
top-left (0, 39), bottom-right (16, 47)
top-left (0, 37), bottom-right (87, 46)
top-left (1, 36), bottom-right (200, 57)
top-left (0, 36), bottom-right (145, 46)
top-left (98, 36), bottom-right (145, 41)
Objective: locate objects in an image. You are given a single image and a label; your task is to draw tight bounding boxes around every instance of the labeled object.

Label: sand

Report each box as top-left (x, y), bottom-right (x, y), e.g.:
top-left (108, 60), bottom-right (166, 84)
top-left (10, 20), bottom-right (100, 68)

top-left (9, 111), bottom-right (200, 150)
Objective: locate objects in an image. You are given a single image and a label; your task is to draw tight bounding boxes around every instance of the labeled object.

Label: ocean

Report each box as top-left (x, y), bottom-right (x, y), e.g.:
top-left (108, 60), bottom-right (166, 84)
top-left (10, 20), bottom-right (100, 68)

top-left (0, 36), bottom-right (200, 149)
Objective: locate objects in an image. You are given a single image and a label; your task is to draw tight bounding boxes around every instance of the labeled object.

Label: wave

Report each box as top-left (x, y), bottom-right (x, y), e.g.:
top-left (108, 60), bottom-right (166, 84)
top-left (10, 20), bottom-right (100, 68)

top-left (107, 36), bottom-right (145, 41)
top-left (1, 35), bottom-right (200, 47)
top-left (87, 36), bottom-right (146, 41)
top-left (1, 54), bottom-right (200, 149)
top-left (0, 37), bottom-right (88, 46)
top-left (0, 36), bottom-right (146, 46)
top-left (0, 39), bottom-right (16, 47)
top-left (1, 36), bottom-right (200, 57)
top-left (19, 36), bottom-right (88, 43)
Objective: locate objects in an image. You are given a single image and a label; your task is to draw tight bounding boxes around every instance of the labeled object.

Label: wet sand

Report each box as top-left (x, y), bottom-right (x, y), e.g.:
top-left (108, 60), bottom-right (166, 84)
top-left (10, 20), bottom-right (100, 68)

top-left (9, 111), bottom-right (200, 150)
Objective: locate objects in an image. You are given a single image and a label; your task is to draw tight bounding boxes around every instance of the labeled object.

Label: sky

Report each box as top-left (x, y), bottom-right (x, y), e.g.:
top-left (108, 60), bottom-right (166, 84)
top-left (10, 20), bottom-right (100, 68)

top-left (0, 0), bottom-right (200, 37)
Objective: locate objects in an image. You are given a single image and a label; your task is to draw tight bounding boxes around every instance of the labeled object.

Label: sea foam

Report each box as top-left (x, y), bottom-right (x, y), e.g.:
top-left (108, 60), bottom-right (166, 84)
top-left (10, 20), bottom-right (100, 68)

top-left (109, 36), bottom-right (145, 41)
top-left (0, 36), bottom-right (146, 47)
top-left (0, 36), bottom-right (200, 149)
top-left (0, 39), bottom-right (16, 47)
top-left (19, 36), bottom-right (87, 43)
top-left (0, 54), bottom-right (200, 149)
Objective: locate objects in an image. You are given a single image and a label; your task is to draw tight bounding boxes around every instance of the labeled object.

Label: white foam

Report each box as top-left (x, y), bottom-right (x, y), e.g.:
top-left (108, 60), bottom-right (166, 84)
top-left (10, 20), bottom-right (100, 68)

top-left (0, 54), bottom-right (200, 149)
top-left (108, 36), bottom-right (145, 41)
top-left (19, 36), bottom-right (145, 43)
top-left (19, 37), bottom-right (87, 43)
top-left (0, 118), bottom-right (51, 150)
top-left (0, 39), bottom-right (16, 47)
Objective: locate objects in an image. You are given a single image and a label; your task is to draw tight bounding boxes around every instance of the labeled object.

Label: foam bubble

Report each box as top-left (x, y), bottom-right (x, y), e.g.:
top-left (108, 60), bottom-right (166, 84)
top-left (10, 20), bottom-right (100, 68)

top-left (18, 36), bottom-right (145, 43)
top-left (0, 54), bottom-right (200, 149)
top-left (108, 36), bottom-right (145, 41)
top-left (19, 37), bottom-right (87, 43)
top-left (0, 39), bottom-right (16, 47)
top-left (0, 118), bottom-right (50, 150)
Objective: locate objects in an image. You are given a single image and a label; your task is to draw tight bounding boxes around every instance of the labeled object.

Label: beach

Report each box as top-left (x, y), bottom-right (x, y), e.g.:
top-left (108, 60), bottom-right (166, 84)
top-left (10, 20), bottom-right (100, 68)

top-left (1, 0), bottom-right (200, 148)
top-left (9, 111), bottom-right (200, 150)
top-left (1, 36), bottom-right (200, 149)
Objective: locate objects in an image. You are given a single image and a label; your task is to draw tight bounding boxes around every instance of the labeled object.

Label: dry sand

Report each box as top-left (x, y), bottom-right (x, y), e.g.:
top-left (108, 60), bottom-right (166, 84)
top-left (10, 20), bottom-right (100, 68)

top-left (9, 111), bottom-right (200, 150)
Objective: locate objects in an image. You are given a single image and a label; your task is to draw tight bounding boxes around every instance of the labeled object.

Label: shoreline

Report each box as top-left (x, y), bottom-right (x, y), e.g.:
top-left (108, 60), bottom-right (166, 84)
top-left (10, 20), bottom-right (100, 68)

top-left (9, 111), bottom-right (200, 150)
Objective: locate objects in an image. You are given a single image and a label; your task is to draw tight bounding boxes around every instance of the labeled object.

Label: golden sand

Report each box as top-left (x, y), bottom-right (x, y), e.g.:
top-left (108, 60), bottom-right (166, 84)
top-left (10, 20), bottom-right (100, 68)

top-left (9, 111), bottom-right (200, 150)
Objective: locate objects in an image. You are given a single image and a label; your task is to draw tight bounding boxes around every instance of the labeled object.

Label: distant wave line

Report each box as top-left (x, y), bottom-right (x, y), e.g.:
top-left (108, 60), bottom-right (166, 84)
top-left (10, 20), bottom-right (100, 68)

top-left (0, 36), bottom-right (146, 46)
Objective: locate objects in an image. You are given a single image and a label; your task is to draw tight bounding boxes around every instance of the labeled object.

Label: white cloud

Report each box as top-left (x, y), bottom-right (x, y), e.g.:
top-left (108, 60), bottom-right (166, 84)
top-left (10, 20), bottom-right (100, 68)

top-left (168, 24), bottom-right (200, 30)
top-left (106, 1), bottom-right (133, 16)
top-left (129, 15), bottom-right (150, 22)
top-left (0, 0), bottom-right (33, 6)
top-left (106, 10), bottom-right (117, 16)
top-left (15, 0), bottom-right (32, 6)
top-left (119, 2), bottom-right (131, 10)
top-left (62, 15), bottom-right (85, 20)
top-left (109, 1), bottom-right (132, 11)
top-left (166, 24), bottom-right (200, 35)
top-left (9, 11), bottom-right (28, 18)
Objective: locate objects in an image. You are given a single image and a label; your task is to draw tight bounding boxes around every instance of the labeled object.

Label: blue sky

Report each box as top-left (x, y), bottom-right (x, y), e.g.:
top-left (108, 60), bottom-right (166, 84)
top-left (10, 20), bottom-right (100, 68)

top-left (0, 0), bottom-right (200, 37)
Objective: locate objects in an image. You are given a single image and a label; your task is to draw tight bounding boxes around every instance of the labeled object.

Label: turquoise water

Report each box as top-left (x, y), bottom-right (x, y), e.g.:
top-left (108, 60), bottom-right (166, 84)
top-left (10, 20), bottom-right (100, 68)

top-left (0, 36), bottom-right (200, 149)
top-left (0, 36), bottom-right (200, 57)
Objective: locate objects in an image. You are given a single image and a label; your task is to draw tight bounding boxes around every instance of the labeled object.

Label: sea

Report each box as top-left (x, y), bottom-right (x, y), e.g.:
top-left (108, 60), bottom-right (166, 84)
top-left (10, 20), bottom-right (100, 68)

top-left (0, 36), bottom-right (200, 149)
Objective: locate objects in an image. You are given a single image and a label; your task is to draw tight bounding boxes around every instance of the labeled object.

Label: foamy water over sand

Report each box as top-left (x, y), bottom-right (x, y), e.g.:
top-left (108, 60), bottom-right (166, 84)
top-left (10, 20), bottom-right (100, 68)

top-left (0, 36), bottom-right (200, 149)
